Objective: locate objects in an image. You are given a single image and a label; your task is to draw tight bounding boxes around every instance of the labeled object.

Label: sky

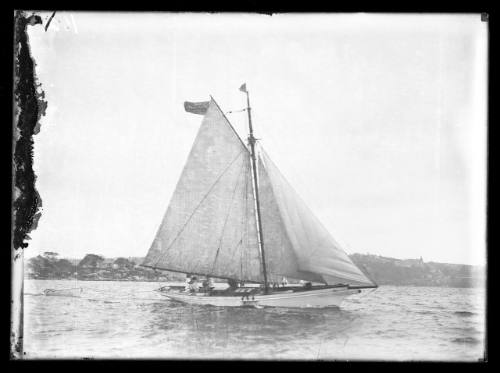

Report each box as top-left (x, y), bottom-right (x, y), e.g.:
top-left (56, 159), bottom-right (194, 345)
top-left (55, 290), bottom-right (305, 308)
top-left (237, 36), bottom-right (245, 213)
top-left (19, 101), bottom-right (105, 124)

top-left (24, 13), bottom-right (487, 265)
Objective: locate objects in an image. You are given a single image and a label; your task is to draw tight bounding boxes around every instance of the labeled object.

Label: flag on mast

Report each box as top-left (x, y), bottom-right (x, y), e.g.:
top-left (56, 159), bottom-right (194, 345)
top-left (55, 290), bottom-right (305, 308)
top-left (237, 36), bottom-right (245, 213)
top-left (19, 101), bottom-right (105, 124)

top-left (184, 101), bottom-right (210, 115)
top-left (239, 83), bottom-right (247, 93)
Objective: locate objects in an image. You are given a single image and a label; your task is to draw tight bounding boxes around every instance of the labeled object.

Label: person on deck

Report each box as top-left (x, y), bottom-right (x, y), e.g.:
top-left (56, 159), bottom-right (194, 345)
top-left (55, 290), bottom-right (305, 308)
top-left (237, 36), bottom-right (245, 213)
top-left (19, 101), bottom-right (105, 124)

top-left (281, 277), bottom-right (288, 287)
top-left (202, 277), bottom-right (215, 292)
top-left (189, 276), bottom-right (200, 293)
top-left (184, 274), bottom-right (192, 292)
top-left (208, 277), bottom-right (215, 290)
top-left (227, 278), bottom-right (238, 290)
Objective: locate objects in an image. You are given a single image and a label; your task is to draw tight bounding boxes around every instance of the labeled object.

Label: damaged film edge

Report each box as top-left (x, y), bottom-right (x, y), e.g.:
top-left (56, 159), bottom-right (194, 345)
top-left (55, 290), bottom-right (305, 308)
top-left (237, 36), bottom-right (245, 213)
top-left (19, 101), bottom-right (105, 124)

top-left (11, 10), bottom-right (48, 359)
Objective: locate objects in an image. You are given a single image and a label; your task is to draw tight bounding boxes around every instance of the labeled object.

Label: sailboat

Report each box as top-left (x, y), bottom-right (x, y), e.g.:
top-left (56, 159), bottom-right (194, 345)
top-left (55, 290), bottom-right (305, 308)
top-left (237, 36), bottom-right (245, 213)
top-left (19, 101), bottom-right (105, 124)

top-left (141, 84), bottom-right (377, 308)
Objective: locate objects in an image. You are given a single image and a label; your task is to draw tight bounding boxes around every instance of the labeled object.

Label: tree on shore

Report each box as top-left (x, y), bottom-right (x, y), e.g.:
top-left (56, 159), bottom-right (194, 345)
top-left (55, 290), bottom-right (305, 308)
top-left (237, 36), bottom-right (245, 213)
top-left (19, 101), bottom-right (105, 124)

top-left (113, 257), bottom-right (135, 270)
top-left (42, 251), bottom-right (59, 260)
top-left (78, 254), bottom-right (105, 269)
top-left (26, 252), bottom-right (75, 278)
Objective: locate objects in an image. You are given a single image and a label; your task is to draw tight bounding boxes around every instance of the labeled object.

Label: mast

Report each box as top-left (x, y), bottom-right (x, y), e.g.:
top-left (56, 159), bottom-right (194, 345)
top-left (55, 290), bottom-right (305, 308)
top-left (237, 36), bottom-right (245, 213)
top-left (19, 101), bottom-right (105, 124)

top-left (241, 85), bottom-right (269, 294)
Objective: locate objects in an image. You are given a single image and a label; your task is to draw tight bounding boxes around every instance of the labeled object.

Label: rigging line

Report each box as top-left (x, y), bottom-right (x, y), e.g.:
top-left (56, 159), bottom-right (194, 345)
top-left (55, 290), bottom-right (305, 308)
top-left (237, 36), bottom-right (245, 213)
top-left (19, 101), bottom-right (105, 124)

top-left (152, 149), bottom-right (247, 268)
top-left (228, 239), bottom-right (243, 271)
top-left (210, 159), bottom-right (247, 274)
top-left (225, 108), bottom-right (247, 114)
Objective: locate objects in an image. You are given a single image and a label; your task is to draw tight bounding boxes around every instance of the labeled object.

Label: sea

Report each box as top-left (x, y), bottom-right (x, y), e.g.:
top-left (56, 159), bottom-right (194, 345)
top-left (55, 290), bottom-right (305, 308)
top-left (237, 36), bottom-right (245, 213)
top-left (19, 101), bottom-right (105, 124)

top-left (23, 279), bottom-right (486, 361)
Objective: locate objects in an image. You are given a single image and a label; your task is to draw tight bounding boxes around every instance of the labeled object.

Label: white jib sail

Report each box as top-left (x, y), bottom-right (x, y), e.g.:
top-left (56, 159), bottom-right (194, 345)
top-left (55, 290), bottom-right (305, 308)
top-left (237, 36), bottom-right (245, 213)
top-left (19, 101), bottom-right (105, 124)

top-left (258, 148), bottom-right (375, 287)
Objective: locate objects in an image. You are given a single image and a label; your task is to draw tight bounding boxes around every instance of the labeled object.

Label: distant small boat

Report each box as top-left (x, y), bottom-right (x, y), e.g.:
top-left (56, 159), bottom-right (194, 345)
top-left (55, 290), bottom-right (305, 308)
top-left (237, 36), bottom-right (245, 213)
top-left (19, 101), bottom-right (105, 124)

top-left (142, 84), bottom-right (377, 308)
top-left (43, 288), bottom-right (83, 297)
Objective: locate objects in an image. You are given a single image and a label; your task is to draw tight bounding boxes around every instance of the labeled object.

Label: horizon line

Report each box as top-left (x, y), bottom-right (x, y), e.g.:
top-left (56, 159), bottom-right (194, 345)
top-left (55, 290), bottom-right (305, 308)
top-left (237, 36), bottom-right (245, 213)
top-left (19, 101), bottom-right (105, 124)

top-left (24, 250), bottom-right (486, 267)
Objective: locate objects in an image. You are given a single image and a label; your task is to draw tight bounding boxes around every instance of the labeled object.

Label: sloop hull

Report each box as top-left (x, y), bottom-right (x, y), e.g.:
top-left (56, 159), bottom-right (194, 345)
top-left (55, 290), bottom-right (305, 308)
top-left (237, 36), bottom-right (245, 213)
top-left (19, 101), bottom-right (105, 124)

top-left (158, 287), bottom-right (360, 308)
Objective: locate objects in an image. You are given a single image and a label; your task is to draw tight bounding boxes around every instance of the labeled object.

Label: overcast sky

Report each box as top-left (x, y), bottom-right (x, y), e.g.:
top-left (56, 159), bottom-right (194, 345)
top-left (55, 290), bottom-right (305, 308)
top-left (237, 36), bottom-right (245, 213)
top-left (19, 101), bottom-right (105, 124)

top-left (25, 13), bottom-right (487, 265)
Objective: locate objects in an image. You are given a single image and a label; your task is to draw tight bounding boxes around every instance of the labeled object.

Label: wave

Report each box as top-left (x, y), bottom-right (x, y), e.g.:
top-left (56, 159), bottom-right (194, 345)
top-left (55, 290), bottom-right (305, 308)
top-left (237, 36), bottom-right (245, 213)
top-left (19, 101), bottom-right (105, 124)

top-left (454, 311), bottom-right (476, 317)
top-left (451, 337), bottom-right (481, 345)
top-left (416, 310), bottom-right (434, 315)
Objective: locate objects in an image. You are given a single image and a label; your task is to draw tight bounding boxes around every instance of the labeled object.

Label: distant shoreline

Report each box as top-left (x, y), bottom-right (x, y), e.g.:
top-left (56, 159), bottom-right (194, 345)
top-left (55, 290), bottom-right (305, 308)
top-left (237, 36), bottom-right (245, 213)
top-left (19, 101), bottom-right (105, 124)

top-left (25, 252), bottom-right (485, 288)
top-left (25, 277), bottom-right (166, 283)
top-left (24, 277), bottom-right (485, 289)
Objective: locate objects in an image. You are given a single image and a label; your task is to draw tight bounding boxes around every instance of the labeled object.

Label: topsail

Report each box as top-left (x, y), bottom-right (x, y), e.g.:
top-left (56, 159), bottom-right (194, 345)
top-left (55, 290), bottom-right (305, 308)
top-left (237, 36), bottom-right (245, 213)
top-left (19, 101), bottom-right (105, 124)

top-left (142, 97), bottom-right (374, 287)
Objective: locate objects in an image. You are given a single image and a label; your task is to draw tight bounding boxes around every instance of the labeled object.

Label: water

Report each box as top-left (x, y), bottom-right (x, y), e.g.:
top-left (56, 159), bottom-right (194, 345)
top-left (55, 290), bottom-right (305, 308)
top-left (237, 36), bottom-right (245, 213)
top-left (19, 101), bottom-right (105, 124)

top-left (23, 280), bottom-right (486, 360)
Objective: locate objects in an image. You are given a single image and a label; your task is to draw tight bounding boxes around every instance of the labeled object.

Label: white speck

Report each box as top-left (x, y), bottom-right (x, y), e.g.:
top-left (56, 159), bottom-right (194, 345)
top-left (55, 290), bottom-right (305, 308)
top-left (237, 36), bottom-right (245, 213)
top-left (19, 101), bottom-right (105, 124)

top-left (70, 14), bottom-right (78, 34)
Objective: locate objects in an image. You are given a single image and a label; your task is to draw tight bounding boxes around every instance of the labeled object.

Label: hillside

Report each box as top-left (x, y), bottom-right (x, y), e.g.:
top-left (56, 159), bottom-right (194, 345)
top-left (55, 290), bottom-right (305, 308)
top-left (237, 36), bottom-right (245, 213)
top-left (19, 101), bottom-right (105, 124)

top-left (350, 253), bottom-right (485, 288)
top-left (25, 252), bottom-right (485, 287)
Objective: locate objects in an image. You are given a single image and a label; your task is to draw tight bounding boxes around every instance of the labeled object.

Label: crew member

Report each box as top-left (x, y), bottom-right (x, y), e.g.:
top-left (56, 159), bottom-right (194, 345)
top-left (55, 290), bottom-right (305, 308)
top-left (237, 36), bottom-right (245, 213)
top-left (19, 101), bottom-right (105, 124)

top-left (227, 278), bottom-right (238, 290)
top-left (281, 277), bottom-right (288, 287)
top-left (184, 274), bottom-right (192, 292)
top-left (207, 277), bottom-right (215, 290)
top-left (189, 276), bottom-right (200, 293)
top-left (202, 277), bottom-right (215, 292)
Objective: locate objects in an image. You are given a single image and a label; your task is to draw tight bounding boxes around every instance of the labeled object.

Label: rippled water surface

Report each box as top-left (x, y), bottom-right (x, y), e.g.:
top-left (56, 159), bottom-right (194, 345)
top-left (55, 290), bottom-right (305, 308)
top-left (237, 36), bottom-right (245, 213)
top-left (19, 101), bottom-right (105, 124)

top-left (23, 280), bottom-right (486, 360)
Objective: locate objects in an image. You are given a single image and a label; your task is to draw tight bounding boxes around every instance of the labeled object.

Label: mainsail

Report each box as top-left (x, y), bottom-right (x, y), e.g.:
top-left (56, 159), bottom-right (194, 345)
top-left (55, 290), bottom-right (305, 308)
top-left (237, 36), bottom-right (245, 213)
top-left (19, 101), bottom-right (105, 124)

top-left (143, 97), bottom-right (374, 287)
top-left (142, 99), bottom-right (262, 282)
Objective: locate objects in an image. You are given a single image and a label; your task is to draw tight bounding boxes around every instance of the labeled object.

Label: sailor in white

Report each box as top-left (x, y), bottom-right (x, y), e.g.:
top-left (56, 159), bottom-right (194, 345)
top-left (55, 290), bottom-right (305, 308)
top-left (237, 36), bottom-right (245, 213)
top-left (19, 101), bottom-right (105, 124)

top-left (184, 274), bottom-right (192, 292)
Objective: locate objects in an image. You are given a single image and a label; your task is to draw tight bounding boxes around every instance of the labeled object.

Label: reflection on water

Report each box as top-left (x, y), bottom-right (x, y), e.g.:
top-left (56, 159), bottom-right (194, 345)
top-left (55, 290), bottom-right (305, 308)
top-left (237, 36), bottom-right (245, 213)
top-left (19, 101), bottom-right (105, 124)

top-left (147, 301), bottom-right (359, 358)
top-left (23, 280), bottom-right (485, 360)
